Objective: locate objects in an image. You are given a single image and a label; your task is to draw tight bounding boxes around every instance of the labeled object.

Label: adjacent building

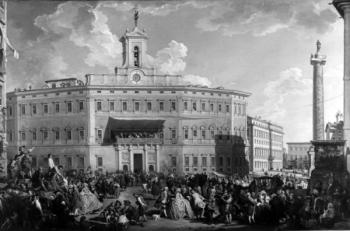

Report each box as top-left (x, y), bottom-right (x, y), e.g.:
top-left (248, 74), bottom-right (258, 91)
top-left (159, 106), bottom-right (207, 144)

top-left (247, 116), bottom-right (284, 173)
top-left (285, 142), bottom-right (311, 170)
top-left (6, 13), bottom-right (251, 176)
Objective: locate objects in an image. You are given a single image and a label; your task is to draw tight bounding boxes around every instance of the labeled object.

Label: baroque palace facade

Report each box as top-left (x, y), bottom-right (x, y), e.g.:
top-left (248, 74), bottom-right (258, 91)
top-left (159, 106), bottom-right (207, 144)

top-left (247, 116), bottom-right (284, 173)
top-left (6, 16), bottom-right (251, 176)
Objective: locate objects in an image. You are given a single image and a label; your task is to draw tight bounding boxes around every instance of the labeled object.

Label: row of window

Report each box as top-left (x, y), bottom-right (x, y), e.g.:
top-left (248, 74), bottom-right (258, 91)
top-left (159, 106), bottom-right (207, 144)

top-left (289, 146), bottom-right (309, 152)
top-left (254, 161), bottom-right (268, 170)
top-left (13, 128), bottom-right (86, 142)
top-left (184, 156), bottom-right (216, 167)
top-left (254, 148), bottom-right (269, 158)
top-left (10, 101), bottom-right (85, 116)
top-left (95, 100), bottom-right (244, 114)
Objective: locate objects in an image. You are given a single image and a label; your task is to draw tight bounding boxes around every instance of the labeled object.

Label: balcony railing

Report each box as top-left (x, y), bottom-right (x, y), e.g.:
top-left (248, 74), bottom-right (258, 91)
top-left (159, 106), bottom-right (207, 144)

top-left (115, 137), bottom-right (162, 145)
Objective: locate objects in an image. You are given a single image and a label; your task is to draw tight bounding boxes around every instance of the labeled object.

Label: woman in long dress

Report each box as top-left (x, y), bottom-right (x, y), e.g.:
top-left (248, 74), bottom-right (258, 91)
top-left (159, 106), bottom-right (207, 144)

top-left (170, 188), bottom-right (194, 220)
top-left (79, 183), bottom-right (103, 214)
top-left (191, 189), bottom-right (206, 219)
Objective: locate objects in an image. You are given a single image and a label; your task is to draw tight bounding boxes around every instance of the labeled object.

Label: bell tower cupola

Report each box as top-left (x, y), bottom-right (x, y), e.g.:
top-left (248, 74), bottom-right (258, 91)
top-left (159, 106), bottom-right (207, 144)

top-left (119, 8), bottom-right (148, 69)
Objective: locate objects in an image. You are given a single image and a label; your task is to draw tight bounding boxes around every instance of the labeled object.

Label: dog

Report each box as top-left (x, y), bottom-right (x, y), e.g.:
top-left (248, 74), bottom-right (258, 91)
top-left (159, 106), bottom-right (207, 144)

top-left (152, 214), bottom-right (160, 221)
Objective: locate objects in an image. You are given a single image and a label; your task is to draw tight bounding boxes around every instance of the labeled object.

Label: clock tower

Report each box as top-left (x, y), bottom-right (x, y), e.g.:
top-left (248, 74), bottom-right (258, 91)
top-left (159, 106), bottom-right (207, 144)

top-left (119, 8), bottom-right (148, 69)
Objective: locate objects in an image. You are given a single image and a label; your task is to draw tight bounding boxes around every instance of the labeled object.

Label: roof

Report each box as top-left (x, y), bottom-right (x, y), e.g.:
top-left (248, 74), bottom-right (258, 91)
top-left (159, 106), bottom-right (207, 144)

top-left (332, 0), bottom-right (350, 17)
top-left (108, 118), bottom-right (165, 131)
top-left (45, 78), bottom-right (77, 83)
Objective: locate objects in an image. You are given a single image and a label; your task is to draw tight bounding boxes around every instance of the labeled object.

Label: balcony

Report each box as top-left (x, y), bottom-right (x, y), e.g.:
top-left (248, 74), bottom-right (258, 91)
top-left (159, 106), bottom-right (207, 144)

top-left (115, 137), bottom-right (162, 145)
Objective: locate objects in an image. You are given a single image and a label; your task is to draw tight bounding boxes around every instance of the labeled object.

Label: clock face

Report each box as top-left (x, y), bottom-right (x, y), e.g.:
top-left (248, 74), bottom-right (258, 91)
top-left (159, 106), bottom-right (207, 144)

top-left (132, 73), bottom-right (141, 83)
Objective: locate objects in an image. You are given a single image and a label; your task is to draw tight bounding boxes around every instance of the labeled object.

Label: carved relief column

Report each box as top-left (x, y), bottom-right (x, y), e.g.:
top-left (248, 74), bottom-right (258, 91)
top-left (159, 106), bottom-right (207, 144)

top-left (310, 40), bottom-right (326, 140)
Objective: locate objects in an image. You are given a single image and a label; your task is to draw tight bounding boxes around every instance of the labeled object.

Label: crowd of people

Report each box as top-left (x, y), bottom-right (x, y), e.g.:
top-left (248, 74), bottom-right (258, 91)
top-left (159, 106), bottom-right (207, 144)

top-left (0, 146), bottom-right (350, 231)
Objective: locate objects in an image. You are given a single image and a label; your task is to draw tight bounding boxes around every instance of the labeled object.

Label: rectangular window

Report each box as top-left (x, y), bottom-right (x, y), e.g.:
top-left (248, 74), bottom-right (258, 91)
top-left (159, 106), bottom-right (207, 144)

top-left (32, 131), bottom-right (36, 141)
top-left (193, 157), bottom-right (198, 166)
top-left (201, 103), bottom-right (205, 111)
top-left (218, 104), bottom-right (222, 112)
top-left (55, 130), bottom-right (60, 140)
top-left (79, 101), bottom-right (84, 111)
top-left (21, 132), bottom-right (25, 141)
top-left (79, 130), bottom-right (84, 140)
top-left (171, 101), bottom-right (176, 111)
top-left (234, 103), bottom-right (237, 114)
top-left (238, 104), bottom-right (241, 115)
top-left (210, 103), bottom-right (214, 112)
top-left (192, 102), bottom-right (197, 111)
top-left (109, 101), bottom-right (115, 111)
top-left (134, 102), bottom-right (140, 111)
top-left (202, 157), bottom-right (207, 167)
top-left (43, 104), bottom-right (48, 114)
top-left (184, 102), bottom-right (188, 110)
top-left (201, 130), bottom-right (206, 139)
top-left (227, 157), bottom-right (231, 166)
top-left (159, 102), bottom-right (164, 111)
top-left (193, 129), bottom-right (197, 137)
top-left (171, 129), bottom-right (176, 139)
top-left (211, 130), bottom-right (215, 139)
top-left (147, 102), bottom-right (152, 111)
top-left (226, 105), bottom-right (230, 113)
top-left (43, 131), bottom-right (48, 140)
top-left (32, 105), bottom-right (37, 114)
top-left (9, 132), bottom-right (12, 142)
top-left (171, 156), bottom-right (176, 167)
top-left (96, 101), bottom-right (102, 111)
top-left (97, 129), bottom-right (102, 139)
top-left (122, 102), bottom-right (127, 111)
top-left (67, 102), bottom-right (72, 112)
top-left (9, 106), bottom-right (12, 116)
top-left (219, 157), bottom-right (223, 166)
top-left (55, 103), bottom-right (60, 113)
top-left (211, 157), bottom-right (215, 166)
top-left (185, 157), bottom-right (189, 166)
top-left (184, 129), bottom-right (188, 139)
top-left (67, 130), bottom-right (72, 140)
top-left (21, 105), bottom-right (25, 115)
top-left (66, 157), bottom-right (72, 169)
top-left (77, 157), bottom-right (84, 169)
top-left (97, 157), bottom-right (103, 167)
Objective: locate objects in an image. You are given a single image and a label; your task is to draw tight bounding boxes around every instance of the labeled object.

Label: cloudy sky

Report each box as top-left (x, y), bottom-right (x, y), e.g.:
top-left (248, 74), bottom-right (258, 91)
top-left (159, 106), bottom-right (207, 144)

top-left (5, 0), bottom-right (344, 145)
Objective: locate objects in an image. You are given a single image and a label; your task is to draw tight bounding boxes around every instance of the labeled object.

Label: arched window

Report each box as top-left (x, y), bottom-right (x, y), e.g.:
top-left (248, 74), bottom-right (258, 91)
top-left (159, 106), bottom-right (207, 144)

top-left (133, 46), bottom-right (140, 67)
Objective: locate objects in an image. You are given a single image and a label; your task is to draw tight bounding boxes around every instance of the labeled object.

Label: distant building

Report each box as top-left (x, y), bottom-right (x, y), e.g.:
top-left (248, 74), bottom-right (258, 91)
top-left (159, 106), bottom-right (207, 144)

top-left (325, 113), bottom-right (344, 140)
top-left (285, 142), bottom-right (311, 170)
top-left (6, 12), bottom-right (251, 176)
top-left (247, 116), bottom-right (284, 173)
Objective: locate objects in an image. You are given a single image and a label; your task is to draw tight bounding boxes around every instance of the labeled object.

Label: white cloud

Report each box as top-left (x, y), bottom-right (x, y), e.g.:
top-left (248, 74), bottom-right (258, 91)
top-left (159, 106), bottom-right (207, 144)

top-left (183, 74), bottom-right (212, 87)
top-left (153, 40), bottom-right (188, 75)
top-left (35, 2), bottom-right (123, 71)
top-left (253, 67), bottom-right (312, 128)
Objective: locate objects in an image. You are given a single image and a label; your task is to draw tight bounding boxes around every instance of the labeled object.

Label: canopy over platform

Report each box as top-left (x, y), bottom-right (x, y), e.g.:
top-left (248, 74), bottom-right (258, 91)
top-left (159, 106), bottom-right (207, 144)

top-left (108, 118), bottom-right (165, 132)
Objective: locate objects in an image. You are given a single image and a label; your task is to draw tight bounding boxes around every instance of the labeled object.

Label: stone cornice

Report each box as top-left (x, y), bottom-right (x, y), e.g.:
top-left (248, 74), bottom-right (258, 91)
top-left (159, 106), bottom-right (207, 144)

top-left (333, 0), bottom-right (350, 18)
top-left (7, 85), bottom-right (251, 98)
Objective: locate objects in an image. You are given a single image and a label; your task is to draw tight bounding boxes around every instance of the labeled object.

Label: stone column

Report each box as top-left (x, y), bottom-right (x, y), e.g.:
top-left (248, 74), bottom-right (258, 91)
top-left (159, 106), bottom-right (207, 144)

top-left (156, 144), bottom-right (160, 172)
top-left (144, 144), bottom-right (148, 172)
top-left (129, 145), bottom-right (134, 172)
top-left (310, 40), bottom-right (326, 140)
top-left (333, 0), bottom-right (350, 172)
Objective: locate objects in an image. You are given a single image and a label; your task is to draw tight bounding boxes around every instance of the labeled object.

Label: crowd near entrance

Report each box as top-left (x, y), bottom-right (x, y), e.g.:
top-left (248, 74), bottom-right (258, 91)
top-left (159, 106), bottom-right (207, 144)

top-left (1, 145), bottom-right (350, 231)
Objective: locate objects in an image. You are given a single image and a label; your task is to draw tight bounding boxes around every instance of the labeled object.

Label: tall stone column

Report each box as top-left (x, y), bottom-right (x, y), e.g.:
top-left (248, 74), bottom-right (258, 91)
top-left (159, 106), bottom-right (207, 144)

top-left (310, 40), bottom-right (326, 140)
top-left (333, 0), bottom-right (350, 173)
